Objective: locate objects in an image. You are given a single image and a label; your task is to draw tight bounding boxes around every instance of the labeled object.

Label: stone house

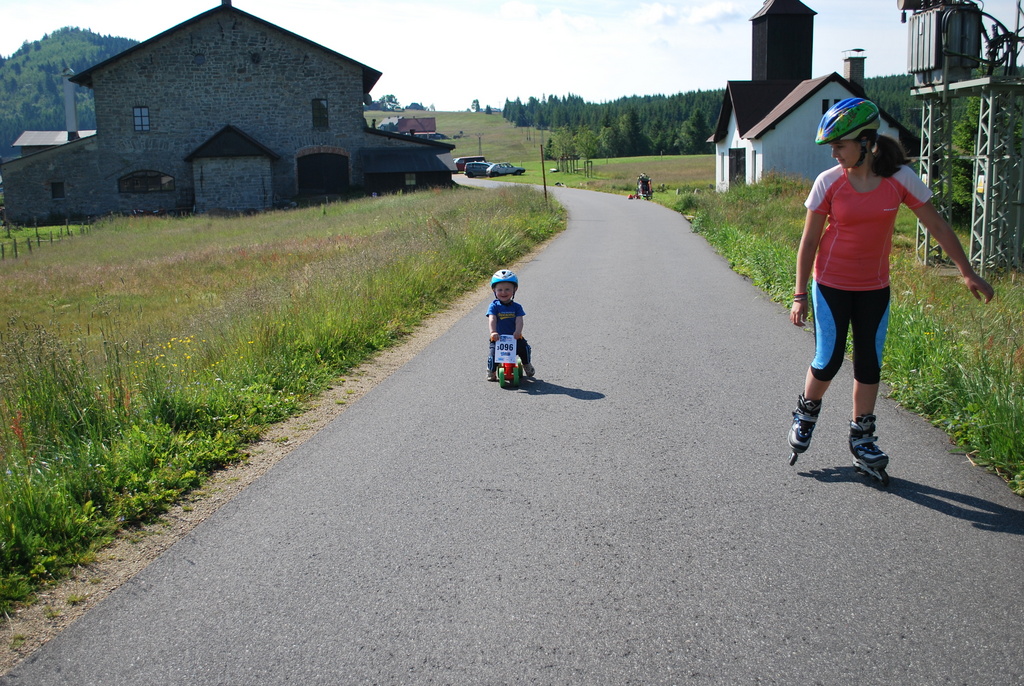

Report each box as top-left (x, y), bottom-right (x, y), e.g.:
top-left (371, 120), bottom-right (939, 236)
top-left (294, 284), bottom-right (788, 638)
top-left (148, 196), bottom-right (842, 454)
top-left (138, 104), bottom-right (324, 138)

top-left (0, 0), bottom-right (455, 222)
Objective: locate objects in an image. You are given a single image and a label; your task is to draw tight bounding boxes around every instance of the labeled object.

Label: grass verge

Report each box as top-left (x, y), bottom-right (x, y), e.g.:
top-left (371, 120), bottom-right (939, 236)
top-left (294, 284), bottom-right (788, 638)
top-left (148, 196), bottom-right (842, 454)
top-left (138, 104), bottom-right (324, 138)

top-left (0, 185), bottom-right (565, 613)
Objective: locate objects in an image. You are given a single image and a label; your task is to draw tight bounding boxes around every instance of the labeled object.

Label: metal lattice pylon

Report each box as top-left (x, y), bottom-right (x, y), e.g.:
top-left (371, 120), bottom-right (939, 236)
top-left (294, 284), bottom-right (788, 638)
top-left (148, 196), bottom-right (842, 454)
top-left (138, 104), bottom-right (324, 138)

top-left (913, 76), bottom-right (1024, 275)
top-left (916, 95), bottom-right (956, 265)
top-left (970, 81), bottom-right (1024, 272)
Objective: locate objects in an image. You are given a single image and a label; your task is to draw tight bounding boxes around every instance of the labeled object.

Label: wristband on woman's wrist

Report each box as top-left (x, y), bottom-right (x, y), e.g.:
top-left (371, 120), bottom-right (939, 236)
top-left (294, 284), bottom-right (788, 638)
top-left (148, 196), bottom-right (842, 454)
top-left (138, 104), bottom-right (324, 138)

top-left (793, 292), bottom-right (808, 302)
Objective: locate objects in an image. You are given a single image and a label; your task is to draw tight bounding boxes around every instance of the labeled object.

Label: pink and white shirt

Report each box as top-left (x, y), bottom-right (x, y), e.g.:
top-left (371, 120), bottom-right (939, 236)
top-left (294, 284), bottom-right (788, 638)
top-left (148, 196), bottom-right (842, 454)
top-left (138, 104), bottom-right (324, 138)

top-left (804, 164), bottom-right (931, 291)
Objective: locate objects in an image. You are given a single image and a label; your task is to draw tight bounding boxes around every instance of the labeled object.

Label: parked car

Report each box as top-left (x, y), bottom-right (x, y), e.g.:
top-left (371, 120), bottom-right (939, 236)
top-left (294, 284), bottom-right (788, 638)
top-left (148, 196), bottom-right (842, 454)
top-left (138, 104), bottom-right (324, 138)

top-left (464, 161), bottom-right (492, 178)
top-left (453, 155), bottom-right (487, 172)
top-left (486, 162), bottom-right (526, 177)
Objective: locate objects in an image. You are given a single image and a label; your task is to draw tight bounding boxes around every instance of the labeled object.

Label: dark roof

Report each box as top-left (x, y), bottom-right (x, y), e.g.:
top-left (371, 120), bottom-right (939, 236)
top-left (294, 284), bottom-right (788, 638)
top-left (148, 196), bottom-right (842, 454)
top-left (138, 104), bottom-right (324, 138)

top-left (185, 125), bottom-right (280, 161)
top-left (1, 132), bottom-right (95, 165)
top-left (745, 73), bottom-right (863, 138)
top-left (750, 0), bottom-right (817, 20)
top-left (70, 4), bottom-right (382, 95)
top-left (712, 73), bottom-right (870, 142)
top-left (710, 80), bottom-right (802, 142)
top-left (360, 148), bottom-right (456, 174)
top-left (365, 128), bottom-right (455, 150)
top-left (709, 72), bottom-right (919, 154)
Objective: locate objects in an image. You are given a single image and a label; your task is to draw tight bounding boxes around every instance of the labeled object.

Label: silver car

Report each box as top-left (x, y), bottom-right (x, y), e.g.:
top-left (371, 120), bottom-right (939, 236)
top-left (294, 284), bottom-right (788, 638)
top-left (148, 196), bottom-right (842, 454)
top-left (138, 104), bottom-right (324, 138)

top-left (464, 162), bottom-right (492, 178)
top-left (486, 162), bottom-right (526, 177)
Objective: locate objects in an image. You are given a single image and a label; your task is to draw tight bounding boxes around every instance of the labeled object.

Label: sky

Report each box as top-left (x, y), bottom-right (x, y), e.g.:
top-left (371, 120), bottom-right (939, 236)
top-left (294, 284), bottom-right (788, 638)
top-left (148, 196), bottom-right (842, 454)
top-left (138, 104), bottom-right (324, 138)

top-left (1, 0), bottom-right (1021, 111)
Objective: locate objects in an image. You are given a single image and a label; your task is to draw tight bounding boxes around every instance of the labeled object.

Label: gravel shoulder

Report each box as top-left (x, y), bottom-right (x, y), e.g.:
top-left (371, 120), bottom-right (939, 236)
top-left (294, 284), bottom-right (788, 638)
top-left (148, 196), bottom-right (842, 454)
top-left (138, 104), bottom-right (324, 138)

top-left (0, 265), bottom-right (524, 674)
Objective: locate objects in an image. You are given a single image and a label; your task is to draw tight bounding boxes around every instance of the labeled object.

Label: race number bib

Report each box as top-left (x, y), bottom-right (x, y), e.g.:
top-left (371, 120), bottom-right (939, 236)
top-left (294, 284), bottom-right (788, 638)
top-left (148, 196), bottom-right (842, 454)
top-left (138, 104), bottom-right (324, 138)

top-left (494, 334), bottom-right (517, 364)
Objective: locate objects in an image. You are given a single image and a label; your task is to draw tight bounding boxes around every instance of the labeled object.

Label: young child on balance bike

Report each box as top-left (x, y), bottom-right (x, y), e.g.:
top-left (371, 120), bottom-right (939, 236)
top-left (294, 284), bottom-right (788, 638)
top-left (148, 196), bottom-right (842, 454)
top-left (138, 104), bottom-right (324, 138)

top-left (486, 269), bottom-right (535, 382)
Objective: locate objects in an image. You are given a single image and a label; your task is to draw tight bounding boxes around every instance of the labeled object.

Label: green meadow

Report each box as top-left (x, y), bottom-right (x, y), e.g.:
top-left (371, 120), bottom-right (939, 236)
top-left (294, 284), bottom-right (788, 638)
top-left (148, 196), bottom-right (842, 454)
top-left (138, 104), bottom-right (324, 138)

top-left (0, 185), bottom-right (564, 612)
top-left (385, 109), bottom-right (716, 195)
top-left (0, 114), bottom-right (1020, 619)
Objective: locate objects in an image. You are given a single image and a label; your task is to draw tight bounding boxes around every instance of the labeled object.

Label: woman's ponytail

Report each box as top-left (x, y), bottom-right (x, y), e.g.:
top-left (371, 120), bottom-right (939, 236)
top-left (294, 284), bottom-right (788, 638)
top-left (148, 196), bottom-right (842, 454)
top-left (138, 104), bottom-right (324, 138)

top-left (868, 132), bottom-right (910, 177)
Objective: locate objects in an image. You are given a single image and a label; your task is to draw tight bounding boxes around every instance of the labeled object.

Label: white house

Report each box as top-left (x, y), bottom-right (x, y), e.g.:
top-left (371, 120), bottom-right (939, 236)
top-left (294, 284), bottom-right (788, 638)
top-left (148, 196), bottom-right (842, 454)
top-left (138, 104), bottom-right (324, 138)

top-left (711, 0), bottom-right (915, 191)
top-left (711, 73), bottom-right (909, 191)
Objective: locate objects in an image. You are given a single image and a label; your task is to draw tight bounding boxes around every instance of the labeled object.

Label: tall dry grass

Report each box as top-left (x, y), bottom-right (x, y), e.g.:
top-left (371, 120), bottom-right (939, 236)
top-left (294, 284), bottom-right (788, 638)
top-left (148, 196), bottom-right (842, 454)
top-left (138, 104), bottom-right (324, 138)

top-left (0, 185), bottom-right (565, 611)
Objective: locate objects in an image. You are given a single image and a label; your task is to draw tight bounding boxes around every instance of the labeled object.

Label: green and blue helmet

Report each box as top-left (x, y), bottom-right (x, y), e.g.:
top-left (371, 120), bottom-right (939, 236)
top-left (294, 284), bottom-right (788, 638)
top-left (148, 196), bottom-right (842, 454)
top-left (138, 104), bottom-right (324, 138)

top-left (816, 98), bottom-right (880, 145)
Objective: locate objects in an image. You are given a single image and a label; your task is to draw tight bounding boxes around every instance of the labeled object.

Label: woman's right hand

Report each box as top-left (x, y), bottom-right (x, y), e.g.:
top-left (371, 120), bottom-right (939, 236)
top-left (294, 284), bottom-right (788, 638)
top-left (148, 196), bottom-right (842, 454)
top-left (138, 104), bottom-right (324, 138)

top-left (490, 332), bottom-right (500, 342)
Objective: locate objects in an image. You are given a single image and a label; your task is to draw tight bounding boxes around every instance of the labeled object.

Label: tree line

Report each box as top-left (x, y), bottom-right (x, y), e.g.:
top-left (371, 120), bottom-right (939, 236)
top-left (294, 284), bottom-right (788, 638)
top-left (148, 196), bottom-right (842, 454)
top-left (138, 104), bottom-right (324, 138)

top-left (502, 92), bottom-right (724, 158)
top-left (501, 75), bottom-right (920, 160)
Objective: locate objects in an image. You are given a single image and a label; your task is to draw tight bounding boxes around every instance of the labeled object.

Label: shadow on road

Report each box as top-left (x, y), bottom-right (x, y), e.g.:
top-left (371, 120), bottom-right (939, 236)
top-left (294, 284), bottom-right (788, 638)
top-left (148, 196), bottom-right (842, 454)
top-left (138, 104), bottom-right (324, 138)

top-left (507, 378), bottom-right (605, 400)
top-left (799, 466), bottom-right (1024, 534)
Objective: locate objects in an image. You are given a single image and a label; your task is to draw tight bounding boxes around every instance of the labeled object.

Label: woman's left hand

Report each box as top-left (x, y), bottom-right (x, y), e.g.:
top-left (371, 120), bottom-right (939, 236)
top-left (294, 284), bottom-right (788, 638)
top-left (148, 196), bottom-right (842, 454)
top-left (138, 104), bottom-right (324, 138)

top-left (964, 272), bottom-right (995, 303)
top-left (790, 300), bottom-right (809, 327)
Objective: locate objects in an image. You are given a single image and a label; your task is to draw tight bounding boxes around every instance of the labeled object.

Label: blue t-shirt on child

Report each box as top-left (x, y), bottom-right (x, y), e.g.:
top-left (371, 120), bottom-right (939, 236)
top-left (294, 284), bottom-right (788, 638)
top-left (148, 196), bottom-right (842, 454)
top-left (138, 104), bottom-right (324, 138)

top-left (487, 300), bottom-right (525, 335)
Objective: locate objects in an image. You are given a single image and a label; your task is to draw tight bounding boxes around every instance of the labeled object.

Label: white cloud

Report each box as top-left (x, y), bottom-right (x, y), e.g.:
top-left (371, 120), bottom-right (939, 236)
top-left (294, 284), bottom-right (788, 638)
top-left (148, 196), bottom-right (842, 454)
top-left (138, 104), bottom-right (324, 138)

top-left (539, 8), bottom-right (600, 33)
top-left (634, 3), bottom-right (680, 27)
top-left (684, 2), bottom-right (743, 25)
top-left (499, 2), bottom-right (540, 21)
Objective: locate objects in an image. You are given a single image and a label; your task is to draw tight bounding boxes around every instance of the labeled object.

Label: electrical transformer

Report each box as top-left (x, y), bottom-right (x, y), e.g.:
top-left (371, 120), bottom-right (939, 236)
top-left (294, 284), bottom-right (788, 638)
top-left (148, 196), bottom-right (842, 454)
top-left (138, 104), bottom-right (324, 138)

top-left (903, 0), bottom-right (983, 86)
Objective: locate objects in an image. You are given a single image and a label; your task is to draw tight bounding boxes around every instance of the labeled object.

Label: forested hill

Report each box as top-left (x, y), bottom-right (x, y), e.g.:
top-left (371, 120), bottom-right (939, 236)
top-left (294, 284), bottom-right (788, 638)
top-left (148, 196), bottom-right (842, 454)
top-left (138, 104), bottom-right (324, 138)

top-left (502, 74), bottom-right (917, 158)
top-left (0, 28), bottom-right (138, 159)
top-left (866, 74), bottom-right (921, 134)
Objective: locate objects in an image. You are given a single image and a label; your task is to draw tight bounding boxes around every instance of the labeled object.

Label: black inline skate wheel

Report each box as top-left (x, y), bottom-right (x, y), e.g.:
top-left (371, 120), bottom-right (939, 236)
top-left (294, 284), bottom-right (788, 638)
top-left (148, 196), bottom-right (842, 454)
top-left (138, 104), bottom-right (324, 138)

top-left (855, 464), bottom-right (889, 486)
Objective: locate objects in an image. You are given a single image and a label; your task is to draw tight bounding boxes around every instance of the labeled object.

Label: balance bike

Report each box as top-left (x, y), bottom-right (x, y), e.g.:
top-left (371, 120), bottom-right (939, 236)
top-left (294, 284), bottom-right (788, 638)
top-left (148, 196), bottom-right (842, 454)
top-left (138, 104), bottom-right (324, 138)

top-left (494, 334), bottom-right (524, 388)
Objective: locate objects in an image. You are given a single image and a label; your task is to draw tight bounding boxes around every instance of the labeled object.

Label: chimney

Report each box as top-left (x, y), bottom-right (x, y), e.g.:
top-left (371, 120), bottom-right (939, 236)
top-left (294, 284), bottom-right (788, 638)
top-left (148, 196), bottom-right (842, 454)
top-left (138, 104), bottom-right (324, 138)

top-left (843, 49), bottom-right (866, 87)
top-left (222, 0), bottom-right (232, 6)
top-left (62, 68), bottom-right (80, 142)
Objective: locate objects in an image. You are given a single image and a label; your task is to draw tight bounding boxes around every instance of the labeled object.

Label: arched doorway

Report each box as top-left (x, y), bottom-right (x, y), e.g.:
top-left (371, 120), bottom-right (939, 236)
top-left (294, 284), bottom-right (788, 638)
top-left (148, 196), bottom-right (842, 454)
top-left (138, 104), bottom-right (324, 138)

top-left (296, 152), bottom-right (349, 194)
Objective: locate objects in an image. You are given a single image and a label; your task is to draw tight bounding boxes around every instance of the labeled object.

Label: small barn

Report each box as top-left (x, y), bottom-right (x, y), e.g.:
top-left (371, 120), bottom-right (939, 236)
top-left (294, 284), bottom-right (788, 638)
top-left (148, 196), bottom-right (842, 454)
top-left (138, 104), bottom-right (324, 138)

top-left (396, 118), bottom-right (437, 136)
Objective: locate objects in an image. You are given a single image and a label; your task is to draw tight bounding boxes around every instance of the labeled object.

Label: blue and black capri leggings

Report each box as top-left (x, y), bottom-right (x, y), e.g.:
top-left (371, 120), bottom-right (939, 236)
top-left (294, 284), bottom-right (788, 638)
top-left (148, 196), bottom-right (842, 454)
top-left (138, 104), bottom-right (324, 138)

top-left (810, 283), bottom-right (891, 384)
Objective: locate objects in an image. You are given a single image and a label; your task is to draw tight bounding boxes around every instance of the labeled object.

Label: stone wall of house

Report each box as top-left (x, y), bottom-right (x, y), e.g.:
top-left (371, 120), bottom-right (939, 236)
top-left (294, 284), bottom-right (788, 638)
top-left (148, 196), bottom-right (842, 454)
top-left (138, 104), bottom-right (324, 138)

top-left (193, 156), bottom-right (274, 212)
top-left (90, 11), bottom-right (369, 196)
top-left (2, 133), bottom-right (197, 221)
top-left (2, 138), bottom-right (99, 222)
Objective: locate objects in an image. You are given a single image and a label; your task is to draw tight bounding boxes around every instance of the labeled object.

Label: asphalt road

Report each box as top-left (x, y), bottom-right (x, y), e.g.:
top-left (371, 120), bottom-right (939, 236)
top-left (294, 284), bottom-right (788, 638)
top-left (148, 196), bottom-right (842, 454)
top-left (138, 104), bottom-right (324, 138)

top-left (5, 182), bottom-right (1023, 685)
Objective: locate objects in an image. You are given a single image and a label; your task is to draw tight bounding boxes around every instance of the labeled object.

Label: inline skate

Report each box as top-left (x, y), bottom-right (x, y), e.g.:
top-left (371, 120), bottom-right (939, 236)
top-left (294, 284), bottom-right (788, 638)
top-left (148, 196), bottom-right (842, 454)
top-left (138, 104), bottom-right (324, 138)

top-left (788, 394), bottom-right (821, 466)
top-left (849, 414), bottom-right (889, 485)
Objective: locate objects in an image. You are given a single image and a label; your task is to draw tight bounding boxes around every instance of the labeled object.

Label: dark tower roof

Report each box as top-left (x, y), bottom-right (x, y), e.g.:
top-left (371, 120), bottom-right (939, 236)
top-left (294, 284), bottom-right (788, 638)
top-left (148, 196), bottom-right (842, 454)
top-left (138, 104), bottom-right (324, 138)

top-left (750, 0), bottom-right (817, 20)
top-left (750, 0), bottom-right (817, 81)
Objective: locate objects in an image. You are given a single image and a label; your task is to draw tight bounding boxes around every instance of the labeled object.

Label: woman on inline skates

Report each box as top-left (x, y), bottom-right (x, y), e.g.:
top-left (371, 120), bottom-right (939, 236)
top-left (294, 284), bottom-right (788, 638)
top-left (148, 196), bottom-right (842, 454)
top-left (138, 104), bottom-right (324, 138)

top-left (787, 98), bottom-right (993, 482)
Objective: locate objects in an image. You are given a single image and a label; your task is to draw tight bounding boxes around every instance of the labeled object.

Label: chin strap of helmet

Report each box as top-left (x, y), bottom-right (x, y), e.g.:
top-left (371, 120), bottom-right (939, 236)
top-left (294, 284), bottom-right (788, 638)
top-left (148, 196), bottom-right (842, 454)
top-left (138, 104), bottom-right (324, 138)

top-left (854, 138), bottom-right (869, 167)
